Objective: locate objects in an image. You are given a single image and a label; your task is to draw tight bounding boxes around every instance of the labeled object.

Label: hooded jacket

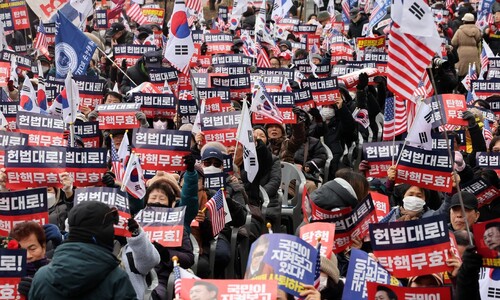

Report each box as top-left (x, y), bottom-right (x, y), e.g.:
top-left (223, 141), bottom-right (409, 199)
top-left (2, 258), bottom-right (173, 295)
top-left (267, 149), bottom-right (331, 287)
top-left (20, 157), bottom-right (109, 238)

top-left (29, 242), bottom-right (136, 300)
top-left (311, 178), bottom-right (359, 210)
top-left (451, 23), bottom-right (482, 76)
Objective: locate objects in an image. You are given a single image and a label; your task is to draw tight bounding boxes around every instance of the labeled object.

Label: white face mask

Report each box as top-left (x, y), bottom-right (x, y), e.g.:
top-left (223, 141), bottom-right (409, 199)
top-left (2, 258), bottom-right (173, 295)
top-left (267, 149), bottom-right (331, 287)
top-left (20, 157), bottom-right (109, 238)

top-left (319, 274), bottom-right (328, 291)
top-left (41, 66), bottom-right (50, 73)
top-left (203, 166), bottom-right (222, 175)
top-left (153, 120), bottom-right (167, 130)
top-left (320, 107), bottom-right (335, 120)
top-left (47, 193), bottom-right (57, 208)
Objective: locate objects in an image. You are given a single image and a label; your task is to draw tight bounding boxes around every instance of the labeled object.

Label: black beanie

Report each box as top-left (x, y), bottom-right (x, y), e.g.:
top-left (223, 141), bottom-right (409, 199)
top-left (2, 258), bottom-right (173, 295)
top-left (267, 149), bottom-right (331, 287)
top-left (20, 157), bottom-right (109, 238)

top-left (67, 201), bottom-right (118, 251)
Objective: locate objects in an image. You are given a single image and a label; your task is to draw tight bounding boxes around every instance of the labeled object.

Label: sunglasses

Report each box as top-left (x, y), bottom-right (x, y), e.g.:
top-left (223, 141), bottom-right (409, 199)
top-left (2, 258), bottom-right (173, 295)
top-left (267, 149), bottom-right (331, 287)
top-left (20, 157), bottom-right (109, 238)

top-left (153, 116), bottom-right (168, 122)
top-left (203, 158), bottom-right (223, 168)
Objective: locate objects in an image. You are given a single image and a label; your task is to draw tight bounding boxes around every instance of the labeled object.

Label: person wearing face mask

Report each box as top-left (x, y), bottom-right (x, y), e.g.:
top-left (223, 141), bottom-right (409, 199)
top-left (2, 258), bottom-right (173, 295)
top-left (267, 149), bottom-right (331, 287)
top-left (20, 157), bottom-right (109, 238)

top-left (193, 142), bottom-right (249, 278)
top-left (38, 56), bottom-right (53, 79)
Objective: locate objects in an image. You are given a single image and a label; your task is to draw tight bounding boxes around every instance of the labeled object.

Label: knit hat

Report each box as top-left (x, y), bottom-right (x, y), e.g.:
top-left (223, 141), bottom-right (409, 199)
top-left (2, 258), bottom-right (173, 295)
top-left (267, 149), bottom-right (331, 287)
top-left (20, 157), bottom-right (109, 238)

top-left (317, 11), bottom-right (331, 22)
top-left (253, 125), bottom-right (269, 145)
top-left (146, 171), bottom-right (181, 198)
top-left (320, 255), bottom-right (340, 284)
top-left (67, 201), bottom-right (118, 251)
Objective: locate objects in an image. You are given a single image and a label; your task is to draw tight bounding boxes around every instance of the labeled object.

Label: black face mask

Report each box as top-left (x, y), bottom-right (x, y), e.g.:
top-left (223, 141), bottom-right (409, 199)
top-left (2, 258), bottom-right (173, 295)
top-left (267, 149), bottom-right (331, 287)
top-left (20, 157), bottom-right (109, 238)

top-left (147, 202), bottom-right (170, 208)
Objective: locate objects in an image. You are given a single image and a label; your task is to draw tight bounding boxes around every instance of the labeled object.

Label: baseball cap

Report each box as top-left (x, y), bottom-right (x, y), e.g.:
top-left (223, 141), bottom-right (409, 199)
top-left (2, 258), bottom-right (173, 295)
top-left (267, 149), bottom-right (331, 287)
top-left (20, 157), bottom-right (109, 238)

top-left (106, 22), bottom-right (125, 37)
top-left (144, 50), bottom-right (163, 69)
top-left (450, 191), bottom-right (478, 210)
top-left (201, 146), bottom-right (224, 162)
top-left (350, 8), bottom-right (360, 18)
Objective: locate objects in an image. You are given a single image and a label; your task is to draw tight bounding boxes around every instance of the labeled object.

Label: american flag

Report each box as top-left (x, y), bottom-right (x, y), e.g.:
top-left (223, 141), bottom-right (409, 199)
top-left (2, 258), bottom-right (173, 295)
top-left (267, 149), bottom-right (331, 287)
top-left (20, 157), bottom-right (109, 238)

top-left (313, 241), bottom-right (322, 289)
top-left (480, 40), bottom-right (494, 79)
top-left (186, 0), bottom-right (202, 13)
top-left (34, 21), bottom-right (50, 59)
top-left (127, 3), bottom-right (147, 25)
top-left (257, 45), bottom-right (271, 67)
top-left (383, 96), bottom-right (407, 140)
top-left (108, 0), bottom-right (125, 19)
top-left (173, 263), bottom-right (182, 296)
top-left (461, 63), bottom-right (477, 91)
top-left (484, 128), bottom-right (493, 143)
top-left (446, 0), bottom-right (454, 9)
top-left (413, 72), bottom-right (433, 101)
top-left (110, 136), bottom-right (125, 182)
top-left (341, 0), bottom-right (350, 24)
top-left (206, 189), bottom-right (226, 236)
top-left (387, 22), bottom-right (438, 101)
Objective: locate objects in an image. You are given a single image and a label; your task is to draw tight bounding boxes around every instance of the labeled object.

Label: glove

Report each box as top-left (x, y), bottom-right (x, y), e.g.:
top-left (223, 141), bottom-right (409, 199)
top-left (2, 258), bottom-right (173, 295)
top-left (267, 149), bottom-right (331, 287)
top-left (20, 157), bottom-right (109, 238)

top-left (461, 245), bottom-right (483, 272)
top-left (127, 218), bottom-right (140, 237)
top-left (292, 107), bottom-right (307, 123)
top-left (43, 224), bottom-right (62, 247)
top-left (183, 154), bottom-right (196, 172)
top-left (87, 110), bottom-right (99, 121)
top-left (462, 111), bottom-right (476, 127)
top-left (18, 276), bottom-right (33, 296)
top-left (309, 107), bottom-right (321, 120)
top-left (102, 171), bottom-right (116, 187)
top-left (136, 112), bottom-right (149, 127)
top-left (359, 160), bottom-right (371, 171)
top-left (357, 72), bottom-right (369, 90)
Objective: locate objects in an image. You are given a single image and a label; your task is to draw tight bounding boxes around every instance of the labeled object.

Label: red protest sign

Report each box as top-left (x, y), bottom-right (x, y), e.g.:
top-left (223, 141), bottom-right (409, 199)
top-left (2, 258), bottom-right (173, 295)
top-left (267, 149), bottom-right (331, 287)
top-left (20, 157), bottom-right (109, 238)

top-left (370, 215), bottom-right (453, 277)
top-left (180, 279), bottom-right (278, 300)
top-left (473, 218), bottom-right (500, 267)
top-left (462, 177), bottom-right (500, 208)
top-left (96, 103), bottom-right (141, 130)
top-left (363, 141), bottom-right (402, 178)
top-left (440, 94), bottom-right (468, 126)
top-left (0, 62), bottom-right (9, 87)
top-left (135, 206), bottom-right (186, 247)
top-left (370, 191), bottom-right (390, 222)
top-left (204, 97), bottom-right (232, 113)
top-left (300, 222), bottom-right (336, 259)
top-left (367, 282), bottom-right (452, 300)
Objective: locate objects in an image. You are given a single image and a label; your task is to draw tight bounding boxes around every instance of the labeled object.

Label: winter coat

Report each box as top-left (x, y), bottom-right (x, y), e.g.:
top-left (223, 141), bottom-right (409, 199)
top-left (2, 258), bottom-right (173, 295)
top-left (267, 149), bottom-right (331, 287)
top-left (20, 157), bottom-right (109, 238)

top-left (121, 229), bottom-right (160, 300)
top-left (347, 14), bottom-right (369, 39)
top-left (451, 23), bottom-right (482, 76)
top-left (29, 242), bottom-right (136, 300)
top-left (120, 57), bottom-right (150, 94)
top-left (292, 136), bottom-right (328, 173)
top-left (311, 179), bottom-right (359, 210)
top-left (381, 194), bottom-right (452, 223)
top-left (178, 170), bottom-right (199, 233)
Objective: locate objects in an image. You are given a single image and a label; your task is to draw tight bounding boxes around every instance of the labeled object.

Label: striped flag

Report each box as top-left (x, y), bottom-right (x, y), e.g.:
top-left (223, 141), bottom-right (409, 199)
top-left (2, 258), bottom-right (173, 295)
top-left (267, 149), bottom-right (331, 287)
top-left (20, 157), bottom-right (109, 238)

top-left (186, 0), bottom-right (202, 13)
top-left (111, 135), bottom-right (125, 182)
top-left (206, 189), bottom-right (228, 236)
top-left (387, 0), bottom-right (441, 102)
top-left (341, 0), bottom-right (350, 24)
top-left (413, 72), bottom-right (434, 101)
top-left (484, 127), bottom-right (493, 143)
top-left (108, 0), bottom-right (125, 19)
top-left (313, 242), bottom-right (322, 289)
top-left (127, 3), bottom-right (147, 25)
top-left (446, 0), bottom-right (455, 9)
top-left (173, 263), bottom-right (200, 296)
top-left (257, 45), bottom-right (271, 68)
top-left (383, 96), bottom-right (407, 140)
top-left (480, 40), bottom-right (494, 79)
top-left (34, 21), bottom-right (50, 59)
top-left (461, 63), bottom-right (477, 91)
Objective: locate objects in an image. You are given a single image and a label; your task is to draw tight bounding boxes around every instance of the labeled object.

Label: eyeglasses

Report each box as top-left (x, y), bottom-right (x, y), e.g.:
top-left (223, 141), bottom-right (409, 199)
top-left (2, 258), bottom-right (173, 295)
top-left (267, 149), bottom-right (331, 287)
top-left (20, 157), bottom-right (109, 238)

top-left (203, 158), bottom-right (223, 168)
top-left (153, 116), bottom-right (167, 122)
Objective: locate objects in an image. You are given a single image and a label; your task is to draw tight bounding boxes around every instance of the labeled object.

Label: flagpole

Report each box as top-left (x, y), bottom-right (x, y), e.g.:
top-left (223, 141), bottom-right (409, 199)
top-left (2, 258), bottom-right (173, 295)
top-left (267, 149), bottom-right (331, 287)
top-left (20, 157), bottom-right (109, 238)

top-left (95, 47), bottom-right (138, 88)
top-left (172, 256), bottom-right (180, 300)
top-left (394, 99), bottom-right (423, 167)
top-left (392, 95), bottom-right (397, 165)
top-left (428, 68), bottom-right (474, 246)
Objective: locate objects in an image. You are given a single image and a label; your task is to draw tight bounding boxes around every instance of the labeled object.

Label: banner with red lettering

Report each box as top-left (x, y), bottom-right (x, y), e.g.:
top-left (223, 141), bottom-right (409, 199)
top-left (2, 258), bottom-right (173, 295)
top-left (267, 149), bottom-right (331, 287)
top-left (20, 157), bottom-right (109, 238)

top-left (302, 188), bottom-right (352, 222)
top-left (204, 97), bottom-right (232, 113)
top-left (369, 215), bottom-right (453, 277)
top-left (113, 45), bottom-right (156, 67)
top-left (17, 111), bottom-right (67, 147)
top-left (293, 88), bottom-right (315, 111)
top-left (252, 92), bottom-right (296, 124)
top-left (1, 51), bottom-right (32, 71)
top-left (134, 206), bottom-right (185, 247)
top-left (462, 177), bottom-right (500, 208)
top-left (299, 222), bottom-right (336, 258)
top-left (96, 103), bottom-right (141, 129)
top-left (132, 128), bottom-right (191, 172)
top-left (473, 218), bottom-right (500, 267)
top-left (0, 0), bottom-right (30, 30)
top-left (131, 93), bottom-right (177, 118)
top-left (74, 187), bottom-right (131, 237)
top-left (180, 279), bottom-right (278, 300)
top-left (367, 282), bottom-right (452, 300)
top-left (0, 62), bottom-right (9, 87)
top-left (313, 195), bottom-right (376, 253)
top-left (65, 148), bottom-right (107, 187)
top-left (370, 192), bottom-right (390, 222)
top-left (142, 8), bottom-right (164, 25)
top-left (0, 188), bottom-right (49, 235)
top-left (396, 146), bottom-right (453, 193)
top-left (0, 131), bottom-right (28, 169)
top-left (362, 142), bottom-right (402, 178)
top-left (0, 248), bottom-right (26, 300)
top-left (301, 77), bottom-right (340, 106)
top-left (200, 111), bottom-right (241, 147)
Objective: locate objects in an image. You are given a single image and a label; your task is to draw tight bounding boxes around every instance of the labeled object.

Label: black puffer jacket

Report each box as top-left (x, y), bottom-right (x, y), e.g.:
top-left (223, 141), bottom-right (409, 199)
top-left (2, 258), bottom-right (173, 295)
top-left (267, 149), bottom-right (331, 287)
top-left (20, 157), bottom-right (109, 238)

top-left (120, 57), bottom-right (150, 94)
top-left (292, 136), bottom-right (328, 171)
top-left (311, 179), bottom-right (359, 210)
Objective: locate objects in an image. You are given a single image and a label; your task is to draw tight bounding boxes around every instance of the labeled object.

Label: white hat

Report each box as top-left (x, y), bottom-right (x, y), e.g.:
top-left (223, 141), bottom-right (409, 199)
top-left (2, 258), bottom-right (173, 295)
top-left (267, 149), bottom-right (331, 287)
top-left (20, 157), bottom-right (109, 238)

top-left (462, 13), bottom-right (475, 22)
